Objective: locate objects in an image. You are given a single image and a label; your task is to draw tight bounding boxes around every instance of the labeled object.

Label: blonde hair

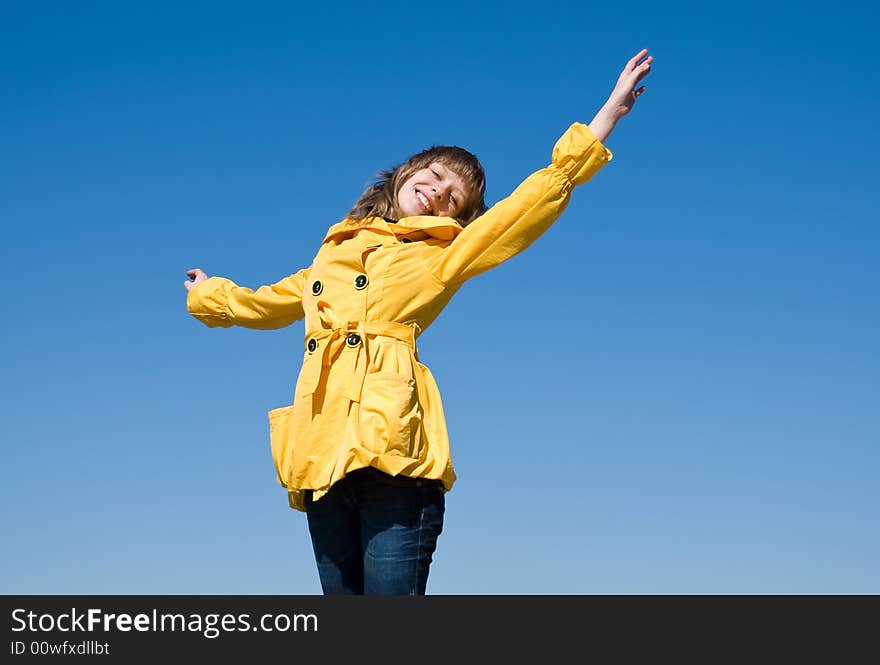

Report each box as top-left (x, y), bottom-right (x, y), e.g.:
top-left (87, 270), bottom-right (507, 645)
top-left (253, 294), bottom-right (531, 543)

top-left (347, 146), bottom-right (487, 226)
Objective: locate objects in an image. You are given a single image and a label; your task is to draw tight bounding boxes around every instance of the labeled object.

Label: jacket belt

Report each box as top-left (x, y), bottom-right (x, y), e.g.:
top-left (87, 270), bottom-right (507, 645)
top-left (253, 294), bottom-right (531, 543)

top-left (302, 320), bottom-right (422, 403)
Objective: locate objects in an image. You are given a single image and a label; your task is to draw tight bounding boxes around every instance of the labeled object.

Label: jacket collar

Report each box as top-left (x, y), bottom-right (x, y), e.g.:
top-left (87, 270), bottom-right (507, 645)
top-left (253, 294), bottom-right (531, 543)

top-left (322, 216), bottom-right (463, 244)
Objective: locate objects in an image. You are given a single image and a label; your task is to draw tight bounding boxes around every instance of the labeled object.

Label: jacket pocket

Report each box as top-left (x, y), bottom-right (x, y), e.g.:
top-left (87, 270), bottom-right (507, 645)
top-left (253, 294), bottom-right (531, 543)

top-left (268, 405), bottom-right (296, 488)
top-left (358, 371), bottom-right (423, 459)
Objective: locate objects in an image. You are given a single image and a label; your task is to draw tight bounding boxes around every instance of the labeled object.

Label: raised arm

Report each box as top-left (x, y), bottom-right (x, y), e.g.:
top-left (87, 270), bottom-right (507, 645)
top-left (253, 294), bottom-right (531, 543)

top-left (431, 123), bottom-right (611, 286)
top-left (184, 267), bottom-right (310, 330)
top-left (431, 48), bottom-right (653, 287)
top-left (588, 48), bottom-right (653, 142)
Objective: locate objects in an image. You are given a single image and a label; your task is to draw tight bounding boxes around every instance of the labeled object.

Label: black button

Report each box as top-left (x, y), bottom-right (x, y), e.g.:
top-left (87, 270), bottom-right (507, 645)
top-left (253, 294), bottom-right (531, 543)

top-left (307, 338), bottom-right (317, 353)
top-left (346, 333), bottom-right (361, 347)
top-left (402, 238), bottom-right (413, 243)
top-left (311, 280), bottom-right (323, 296)
top-left (354, 274), bottom-right (368, 290)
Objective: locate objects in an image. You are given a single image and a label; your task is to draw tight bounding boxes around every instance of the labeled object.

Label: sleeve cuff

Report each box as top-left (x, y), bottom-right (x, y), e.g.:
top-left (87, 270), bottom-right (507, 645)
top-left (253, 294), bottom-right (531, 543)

top-left (551, 122), bottom-right (613, 186)
top-left (186, 276), bottom-right (232, 325)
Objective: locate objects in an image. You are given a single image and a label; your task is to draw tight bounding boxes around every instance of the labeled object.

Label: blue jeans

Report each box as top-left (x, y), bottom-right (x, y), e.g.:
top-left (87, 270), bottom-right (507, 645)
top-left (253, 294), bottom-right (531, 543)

top-left (304, 467), bottom-right (445, 595)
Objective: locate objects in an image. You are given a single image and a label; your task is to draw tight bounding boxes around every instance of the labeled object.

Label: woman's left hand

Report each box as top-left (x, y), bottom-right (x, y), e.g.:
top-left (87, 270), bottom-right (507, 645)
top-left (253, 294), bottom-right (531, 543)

top-left (589, 48), bottom-right (654, 143)
top-left (605, 48), bottom-right (654, 118)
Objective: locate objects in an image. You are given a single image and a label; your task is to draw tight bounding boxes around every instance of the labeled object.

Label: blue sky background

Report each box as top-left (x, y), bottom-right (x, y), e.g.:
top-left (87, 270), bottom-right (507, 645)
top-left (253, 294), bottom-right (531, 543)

top-left (2, 1), bottom-right (877, 594)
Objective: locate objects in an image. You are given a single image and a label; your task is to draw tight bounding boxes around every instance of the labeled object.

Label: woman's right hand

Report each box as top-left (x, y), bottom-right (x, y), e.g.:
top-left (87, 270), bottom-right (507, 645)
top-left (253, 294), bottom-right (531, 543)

top-left (184, 268), bottom-right (209, 292)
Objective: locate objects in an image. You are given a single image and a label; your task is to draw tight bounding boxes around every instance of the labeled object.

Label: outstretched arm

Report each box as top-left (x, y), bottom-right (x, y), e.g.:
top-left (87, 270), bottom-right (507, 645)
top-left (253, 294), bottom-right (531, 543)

top-left (588, 48), bottom-right (653, 142)
top-left (184, 267), bottom-right (310, 330)
top-left (431, 48), bottom-right (653, 287)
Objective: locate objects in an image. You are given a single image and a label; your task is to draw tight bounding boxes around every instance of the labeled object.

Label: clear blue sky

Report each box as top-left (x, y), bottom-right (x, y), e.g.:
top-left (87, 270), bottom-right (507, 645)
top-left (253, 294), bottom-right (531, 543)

top-left (2, 1), bottom-right (877, 594)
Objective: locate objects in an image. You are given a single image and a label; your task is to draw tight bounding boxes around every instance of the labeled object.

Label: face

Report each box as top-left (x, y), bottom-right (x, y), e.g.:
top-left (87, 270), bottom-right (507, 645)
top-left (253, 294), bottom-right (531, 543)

top-left (395, 162), bottom-right (470, 219)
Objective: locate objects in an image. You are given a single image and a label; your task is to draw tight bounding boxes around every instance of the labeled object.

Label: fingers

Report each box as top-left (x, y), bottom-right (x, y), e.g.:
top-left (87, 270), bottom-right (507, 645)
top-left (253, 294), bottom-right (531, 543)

top-left (627, 48), bottom-right (649, 71)
top-left (184, 268), bottom-right (207, 291)
top-left (622, 53), bottom-right (652, 94)
top-left (634, 56), bottom-right (653, 82)
top-left (634, 55), bottom-right (653, 76)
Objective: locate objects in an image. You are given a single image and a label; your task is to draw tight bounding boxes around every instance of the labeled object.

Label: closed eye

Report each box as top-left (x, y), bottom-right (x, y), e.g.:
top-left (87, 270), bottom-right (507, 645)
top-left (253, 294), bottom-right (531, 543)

top-left (431, 166), bottom-right (458, 211)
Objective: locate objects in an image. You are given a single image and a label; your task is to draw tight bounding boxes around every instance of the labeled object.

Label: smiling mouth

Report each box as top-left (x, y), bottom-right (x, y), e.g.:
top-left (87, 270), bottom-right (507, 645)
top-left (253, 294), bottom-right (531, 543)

top-left (415, 190), bottom-right (433, 213)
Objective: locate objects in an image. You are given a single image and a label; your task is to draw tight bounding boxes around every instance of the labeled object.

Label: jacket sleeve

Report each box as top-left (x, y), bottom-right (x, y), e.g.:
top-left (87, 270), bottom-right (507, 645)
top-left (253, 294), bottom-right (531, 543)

top-left (186, 267), bottom-right (310, 330)
top-left (431, 122), bottom-right (613, 287)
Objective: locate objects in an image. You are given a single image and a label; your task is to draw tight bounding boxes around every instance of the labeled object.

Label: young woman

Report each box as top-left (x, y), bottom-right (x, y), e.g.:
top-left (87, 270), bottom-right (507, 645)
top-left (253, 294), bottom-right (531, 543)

top-left (184, 49), bottom-right (654, 595)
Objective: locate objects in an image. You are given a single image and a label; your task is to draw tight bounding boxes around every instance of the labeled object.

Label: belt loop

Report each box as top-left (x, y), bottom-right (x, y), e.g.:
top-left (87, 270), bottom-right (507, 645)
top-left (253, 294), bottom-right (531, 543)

top-left (405, 320), bottom-right (421, 348)
top-left (358, 319), bottom-right (368, 358)
top-left (410, 321), bottom-right (421, 357)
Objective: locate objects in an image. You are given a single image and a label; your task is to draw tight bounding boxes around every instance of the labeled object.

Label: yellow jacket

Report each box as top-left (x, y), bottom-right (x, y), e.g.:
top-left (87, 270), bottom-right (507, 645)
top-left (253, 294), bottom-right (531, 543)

top-left (187, 122), bottom-right (612, 510)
